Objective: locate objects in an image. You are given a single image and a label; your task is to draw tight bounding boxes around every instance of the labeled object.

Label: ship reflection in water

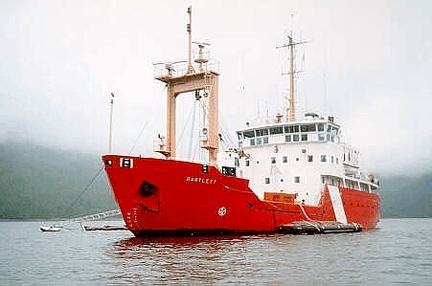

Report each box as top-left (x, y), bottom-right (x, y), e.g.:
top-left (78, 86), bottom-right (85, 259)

top-left (109, 235), bottom-right (277, 284)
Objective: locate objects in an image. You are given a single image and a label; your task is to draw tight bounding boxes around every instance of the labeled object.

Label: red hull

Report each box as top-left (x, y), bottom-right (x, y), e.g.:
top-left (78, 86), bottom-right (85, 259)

top-left (103, 155), bottom-right (380, 236)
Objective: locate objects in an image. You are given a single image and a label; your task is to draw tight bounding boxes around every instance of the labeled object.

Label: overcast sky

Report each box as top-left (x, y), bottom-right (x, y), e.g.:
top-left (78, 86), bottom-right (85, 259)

top-left (1, 0), bottom-right (431, 176)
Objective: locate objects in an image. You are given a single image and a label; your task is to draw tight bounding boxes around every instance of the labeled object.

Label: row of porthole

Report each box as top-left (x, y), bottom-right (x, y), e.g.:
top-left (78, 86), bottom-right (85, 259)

top-left (264, 176), bottom-right (300, 184)
top-left (244, 154), bottom-right (340, 167)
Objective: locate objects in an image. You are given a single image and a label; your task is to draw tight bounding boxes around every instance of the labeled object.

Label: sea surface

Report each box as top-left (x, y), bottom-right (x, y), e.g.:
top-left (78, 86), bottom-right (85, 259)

top-left (1, 218), bottom-right (431, 285)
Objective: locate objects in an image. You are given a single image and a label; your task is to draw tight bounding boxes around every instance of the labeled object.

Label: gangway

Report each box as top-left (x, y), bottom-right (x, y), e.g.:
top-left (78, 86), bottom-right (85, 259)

top-left (66, 209), bottom-right (121, 223)
top-left (40, 209), bottom-right (122, 232)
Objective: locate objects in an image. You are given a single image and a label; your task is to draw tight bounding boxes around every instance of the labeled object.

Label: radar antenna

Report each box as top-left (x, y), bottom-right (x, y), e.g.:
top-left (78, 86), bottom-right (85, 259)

top-left (193, 41), bottom-right (211, 71)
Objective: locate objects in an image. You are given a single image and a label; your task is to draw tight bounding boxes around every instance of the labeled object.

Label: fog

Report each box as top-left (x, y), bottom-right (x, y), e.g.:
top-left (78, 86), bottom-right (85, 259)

top-left (1, 0), bottom-right (431, 176)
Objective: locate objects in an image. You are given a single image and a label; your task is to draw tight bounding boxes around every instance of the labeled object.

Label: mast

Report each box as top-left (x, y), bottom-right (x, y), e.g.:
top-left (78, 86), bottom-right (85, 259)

top-left (153, 6), bottom-right (220, 166)
top-left (187, 6), bottom-right (194, 74)
top-left (288, 35), bottom-right (295, 121)
top-left (277, 33), bottom-right (306, 121)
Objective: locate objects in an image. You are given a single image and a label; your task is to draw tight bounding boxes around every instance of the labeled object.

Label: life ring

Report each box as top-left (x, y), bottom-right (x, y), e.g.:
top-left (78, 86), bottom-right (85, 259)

top-left (218, 206), bottom-right (227, 217)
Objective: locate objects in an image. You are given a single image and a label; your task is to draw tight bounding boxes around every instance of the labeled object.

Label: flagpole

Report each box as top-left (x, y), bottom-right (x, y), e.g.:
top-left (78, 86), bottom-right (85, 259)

top-left (109, 92), bottom-right (114, 153)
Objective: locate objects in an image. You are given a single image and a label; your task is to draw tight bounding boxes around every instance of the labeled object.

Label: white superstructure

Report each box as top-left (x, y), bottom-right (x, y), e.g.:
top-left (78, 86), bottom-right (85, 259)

top-left (218, 112), bottom-right (378, 206)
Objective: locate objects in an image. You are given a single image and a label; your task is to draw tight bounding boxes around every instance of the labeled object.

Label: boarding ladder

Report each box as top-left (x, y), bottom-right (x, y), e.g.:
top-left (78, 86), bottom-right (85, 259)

top-left (65, 209), bottom-right (121, 223)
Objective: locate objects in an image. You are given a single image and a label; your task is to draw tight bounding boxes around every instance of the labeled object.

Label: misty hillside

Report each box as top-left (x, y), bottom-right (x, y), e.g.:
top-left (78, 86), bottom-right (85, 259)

top-left (380, 174), bottom-right (432, 218)
top-left (0, 140), bottom-right (116, 219)
top-left (0, 139), bottom-right (431, 219)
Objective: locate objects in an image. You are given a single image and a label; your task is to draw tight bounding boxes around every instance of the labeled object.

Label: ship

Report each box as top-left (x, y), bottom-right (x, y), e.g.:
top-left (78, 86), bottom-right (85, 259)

top-left (102, 7), bottom-right (380, 237)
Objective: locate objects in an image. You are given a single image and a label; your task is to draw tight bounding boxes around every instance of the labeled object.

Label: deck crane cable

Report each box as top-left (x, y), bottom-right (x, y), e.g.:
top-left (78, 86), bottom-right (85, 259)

top-left (188, 99), bottom-right (199, 160)
top-left (63, 166), bottom-right (104, 218)
top-left (218, 112), bottom-right (237, 149)
top-left (62, 86), bottom-right (164, 220)
top-left (177, 94), bottom-right (198, 159)
top-left (129, 119), bottom-right (148, 155)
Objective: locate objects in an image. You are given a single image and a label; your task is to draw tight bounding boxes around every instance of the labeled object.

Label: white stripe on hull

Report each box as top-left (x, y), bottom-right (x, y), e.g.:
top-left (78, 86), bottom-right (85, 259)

top-left (327, 185), bottom-right (347, 224)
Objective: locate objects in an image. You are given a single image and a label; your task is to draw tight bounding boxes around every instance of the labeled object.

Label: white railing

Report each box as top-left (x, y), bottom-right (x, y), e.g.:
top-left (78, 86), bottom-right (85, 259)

top-left (153, 59), bottom-right (220, 78)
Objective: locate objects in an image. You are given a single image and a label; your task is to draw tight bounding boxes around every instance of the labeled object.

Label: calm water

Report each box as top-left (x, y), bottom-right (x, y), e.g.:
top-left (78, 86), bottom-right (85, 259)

top-left (1, 218), bottom-right (431, 285)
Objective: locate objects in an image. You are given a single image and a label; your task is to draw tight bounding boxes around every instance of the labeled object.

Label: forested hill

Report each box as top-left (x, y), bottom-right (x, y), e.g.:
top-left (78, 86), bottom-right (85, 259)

top-left (380, 173), bottom-right (432, 218)
top-left (0, 140), bottom-right (116, 219)
top-left (0, 139), bottom-right (431, 219)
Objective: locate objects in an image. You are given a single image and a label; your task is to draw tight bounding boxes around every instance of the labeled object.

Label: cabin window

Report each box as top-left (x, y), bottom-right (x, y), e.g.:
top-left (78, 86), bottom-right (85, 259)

top-left (265, 177), bottom-right (270, 184)
top-left (301, 124), bottom-right (316, 132)
top-left (283, 156), bottom-right (288, 163)
top-left (285, 135), bottom-right (291, 142)
top-left (301, 134), bottom-right (308, 141)
top-left (270, 126), bottom-right (283, 135)
top-left (256, 128), bottom-right (269, 137)
top-left (293, 134), bottom-right (299, 142)
top-left (271, 157), bottom-right (276, 164)
top-left (243, 130), bottom-right (255, 138)
top-left (238, 141), bottom-right (243, 148)
top-left (318, 133), bottom-right (325, 141)
top-left (246, 159), bottom-right (250, 167)
top-left (257, 137), bottom-right (262, 145)
top-left (237, 132), bottom-right (243, 140)
top-left (285, 125), bottom-right (299, 133)
top-left (307, 155), bottom-right (313, 162)
top-left (321, 155), bottom-right (327, 162)
top-left (294, 176), bottom-right (300, 183)
top-left (263, 137), bottom-right (269, 144)
top-left (250, 139), bottom-right (255, 146)
top-left (331, 156), bottom-right (334, 163)
top-left (234, 158), bottom-right (240, 167)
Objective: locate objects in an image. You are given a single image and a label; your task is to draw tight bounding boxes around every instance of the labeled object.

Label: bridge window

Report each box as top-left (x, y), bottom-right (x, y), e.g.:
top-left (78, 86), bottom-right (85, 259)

top-left (318, 123), bottom-right (325, 131)
top-left (318, 133), bottom-right (325, 141)
top-left (270, 126), bottom-right (283, 135)
top-left (256, 128), bottom-right (269, 137)
top-left (301, 124), bottom-right (316, 132)
top-left (285, 135), bottom-right (291, 142)
top-left (293, 134), bottom-right (299, 142)
top-left (285, 125), bottom-right (299, 133)
top-left (243, 130), bottom-right (255, 138)
top-left (250, 139), bottom-right (255, 146)
top-left (301, 134), bottom-right (308, 141)
top-left (263, 137), bottom-right (269, 144)
top-left (257, 137), bottom-right (262, 145)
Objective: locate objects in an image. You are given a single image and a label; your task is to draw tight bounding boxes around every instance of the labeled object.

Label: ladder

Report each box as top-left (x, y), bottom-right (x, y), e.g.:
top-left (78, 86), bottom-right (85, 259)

top-left (66, 209), bottom-right (121, 223)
